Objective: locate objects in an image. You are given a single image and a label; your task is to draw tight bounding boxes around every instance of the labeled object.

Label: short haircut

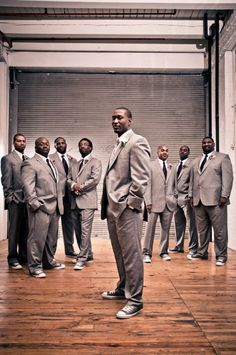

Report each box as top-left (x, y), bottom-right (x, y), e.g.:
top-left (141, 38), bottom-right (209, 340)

top-left (78, 138), bottom-right (93, 150)
top-left (202, 136), bottom-right (214, 143)
top-left (180, 145), bottom-right (190, 152)
top-left (13, 133), bottom-right (25, 142)
top-left (115, 107), bottom-right (132, 118)
top-left (54, 137), bottom-right (66, 144)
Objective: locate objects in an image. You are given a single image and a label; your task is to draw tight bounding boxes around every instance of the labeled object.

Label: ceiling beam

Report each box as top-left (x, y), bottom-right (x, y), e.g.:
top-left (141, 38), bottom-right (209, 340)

top-left (0, 0), bottom-right (236, 10)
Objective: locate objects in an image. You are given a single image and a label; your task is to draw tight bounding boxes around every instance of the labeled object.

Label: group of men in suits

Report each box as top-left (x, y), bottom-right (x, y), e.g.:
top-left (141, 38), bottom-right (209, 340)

top-left (1, 108), bottom-right (234, 318)
top-left (143, 138), bottom-right (233, 268)
top-left (1, 134), bottom-right (102, 278)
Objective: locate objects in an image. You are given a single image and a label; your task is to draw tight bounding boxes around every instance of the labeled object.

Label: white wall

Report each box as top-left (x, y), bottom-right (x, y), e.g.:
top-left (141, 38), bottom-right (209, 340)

top-left (0, 62), bottom-right (9, 241)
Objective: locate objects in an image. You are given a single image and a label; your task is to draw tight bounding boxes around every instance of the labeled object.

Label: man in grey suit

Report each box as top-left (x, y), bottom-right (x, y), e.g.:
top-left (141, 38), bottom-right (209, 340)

top-left (68, 138), bottom-right (102, 271)
top-left (101, 107), bottom-right (151, 319)
top-left (189, 136), bottom-right (233, 266)
top-left (21, 137), bottom-right (65, 278)
top-left (143, 145), bottom-right (176, 262)
top-left (50, 137), bottom-right (78, 258)
top-left (1, 133), bottom-right (28, 269)
top-left (169, 145), bottom-right (198, 258)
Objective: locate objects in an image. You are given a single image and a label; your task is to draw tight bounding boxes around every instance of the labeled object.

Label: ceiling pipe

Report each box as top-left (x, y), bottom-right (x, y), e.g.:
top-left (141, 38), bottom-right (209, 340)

top-left (0, 9), bottom-right (177, 18)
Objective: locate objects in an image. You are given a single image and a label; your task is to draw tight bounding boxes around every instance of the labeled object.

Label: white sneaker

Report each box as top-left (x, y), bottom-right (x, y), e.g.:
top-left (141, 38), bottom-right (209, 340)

top-left (143, 255), bottom-right (151, 263)
top-left (160, 254), bottom-right (171, 261)
top-left (9, 262), bottom-right (23, 270)
top-left (74, 261), bottom-right (85, 270)
top-left (216, 258), bottom-right (226, 266)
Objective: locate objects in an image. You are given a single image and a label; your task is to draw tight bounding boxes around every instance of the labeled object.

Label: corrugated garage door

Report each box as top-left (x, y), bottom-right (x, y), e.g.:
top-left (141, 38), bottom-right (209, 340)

top-left (15, 72), bottom-right (207, 239)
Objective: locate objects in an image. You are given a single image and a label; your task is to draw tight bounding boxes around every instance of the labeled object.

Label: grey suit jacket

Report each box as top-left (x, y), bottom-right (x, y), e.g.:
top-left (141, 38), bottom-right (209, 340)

top-left (21, 154), bottom-right (64, 215)
top-left (49, 152), bottom-right (77, 196)
top-left (144, 159), bottom-right (176, 213)
top-left (174, 158), bottom-right (192, 208)
top-left (68, 155), bottom-right (102, 210)
top-left (1, 150), bottom-right (25, 209)
top-left (101, 130), bottom-right (151, 219)
top-left (189, 152), bottom-right (233, 207)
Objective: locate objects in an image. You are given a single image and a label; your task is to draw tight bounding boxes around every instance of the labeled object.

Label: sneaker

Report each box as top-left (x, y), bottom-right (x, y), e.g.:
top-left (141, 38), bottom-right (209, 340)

top-left (216, 257), bottom-right (226, 266)
top-left (86, 256), bottom-right (94, 263)
top-left (143, 254), bottom-right (151, 263)
top-left (116, 304), bottom-right (143, 319)
top-left (9, 262), bottom-right (23, 270)
top-left (169, 247), bottom-right (184, 253)
top-left (102, 290), bottom-right (126, 300)
top-left (160, 253), bottom-right (171, 261)
top-left (30, 270), bottom-right (46, 278)
top-left (52, 263), bottom-right (66, 270)
top-left (74, 261), bottom-right (85, 270)
top-left (187, 251), bottom-right (197, 260)
top-left (190, 253), bottom-right (208, 260)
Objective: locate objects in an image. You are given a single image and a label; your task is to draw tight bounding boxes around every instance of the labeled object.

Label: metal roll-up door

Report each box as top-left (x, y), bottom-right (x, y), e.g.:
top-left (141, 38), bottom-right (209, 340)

top-left (15, 72), bottom-right (207, 238)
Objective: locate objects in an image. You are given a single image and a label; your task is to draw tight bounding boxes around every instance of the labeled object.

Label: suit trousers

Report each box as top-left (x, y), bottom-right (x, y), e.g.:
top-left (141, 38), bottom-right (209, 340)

top-left (27, 208), bottom-right (60, 273)
top-left (194, 203), bottom-right (228, 259)
top-left (61, 195), bottom-right (75, 255)
top-left (143, 207), bottom-right (173, 256)
top-left (7, 201), bottom-right (28, 264)
top-left (72, 207), bottom-right (94, 261)
top-left (174, 203), bottom-right (198, 252)
top-left (107, 206), bottom-right (143, 307)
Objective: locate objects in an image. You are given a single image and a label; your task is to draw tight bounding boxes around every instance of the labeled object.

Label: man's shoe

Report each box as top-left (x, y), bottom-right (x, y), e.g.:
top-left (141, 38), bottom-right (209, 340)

top-left (9, 262), bottom-right (22, 270)
top-left (30, 270), bottom-right (46, 278)
top-left (160, 253), bottom-right (171, 261)
top-left (187, 251), bottom-right (197, 260)
top-left (216, 257), bottom-right (226, 266)
top-left (116, 304), bottom-right (143, 319)
top-left (86, 256), bottom-right (94, 263)
top-left (66, 252), bottom-right (78, 258)
top-left (102, 290), bottom-right (126, 300)
top-left (74, 261), bottom-right (85, 270)
top-left (190, 253), bottom-right (208, 260)
top-left (143, 254), bottom-right (151, 263)
top-left (169, 247), bottom-right (184, 253)
top-left (52, 263), bottom-right (66, 270)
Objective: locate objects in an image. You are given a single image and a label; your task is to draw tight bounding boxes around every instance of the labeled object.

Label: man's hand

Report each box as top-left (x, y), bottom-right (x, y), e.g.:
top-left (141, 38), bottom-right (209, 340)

top-left (219, 196), bottom-right (227, 207)
top-left (147, 204), bottom-right (152, 214)
top-left (73, 183), bottom-right (82, 192)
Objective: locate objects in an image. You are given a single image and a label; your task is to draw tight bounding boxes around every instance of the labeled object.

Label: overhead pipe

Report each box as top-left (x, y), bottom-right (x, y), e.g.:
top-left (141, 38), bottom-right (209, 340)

top-left (203, 13), bottom-right (213, 138)
top-left (214, 13), bottom-right (220, 152)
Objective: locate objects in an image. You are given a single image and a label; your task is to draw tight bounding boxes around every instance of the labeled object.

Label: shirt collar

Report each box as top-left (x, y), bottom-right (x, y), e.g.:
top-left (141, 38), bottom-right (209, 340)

top-left (202, 151), bottom-right (214, 158)
top-left (14, 150), bottom-right (24, 159)
top-left (117, 129), bottom-right (133, 145)
top-left (179, 158), bottom-right (188, 165)
top-left (81, 153), bottom-right (92, 161)
top-left (158, 158), bottom-right (168, 166)
top-left (35, 152), bottom-right (48, 163)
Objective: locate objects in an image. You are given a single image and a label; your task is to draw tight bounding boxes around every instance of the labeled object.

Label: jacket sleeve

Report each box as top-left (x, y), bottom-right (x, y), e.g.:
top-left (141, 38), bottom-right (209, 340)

top-left (21, 160), bottom-right (42, 211)
top-left (127, 137), bottom-right (151, 209)
top-left (79, 159), bottom-right (102, 193)
top-left (221, 154), bottom-right (233, 198)
top-left (1, 156), bottom-right (15, 203)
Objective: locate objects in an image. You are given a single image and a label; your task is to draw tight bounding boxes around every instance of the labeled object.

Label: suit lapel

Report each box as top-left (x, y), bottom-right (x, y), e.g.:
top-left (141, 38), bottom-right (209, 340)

top-left (35, 154), bottom-right (57, 181)
top-left (12, 150), bottom-right (22, 164)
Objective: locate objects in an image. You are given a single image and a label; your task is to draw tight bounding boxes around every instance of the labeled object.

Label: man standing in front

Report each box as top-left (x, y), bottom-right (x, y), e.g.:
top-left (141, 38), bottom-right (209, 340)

top-left (101, 107), bottom-right (151, 319)
top-left (21, 137), bottom-right (65, 278)
top-left (169, 145), bottom-right (198, 258)
top-left (68, 138), bottom-right (102, 271)
top-left (1, 133), bottom-right (28, 269)
top-left (50, 137), bottom-right (78, 258)
top-left (143, 145), bottom-right (176, 262)
top-left (189, 136), bottom-right (233, 266)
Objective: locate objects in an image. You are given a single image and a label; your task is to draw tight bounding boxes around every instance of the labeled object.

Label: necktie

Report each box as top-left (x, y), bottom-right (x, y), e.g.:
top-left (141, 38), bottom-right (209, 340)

top-left (61, 155), bottom-right (69, 175)
top-left (200, 154), bottom-right (208, 172)
top-left (46, 158), bottom-right (56, 179)
top-left (177, 161), bottom-right (183, 178)
top-left (22, 155), bottom-right (26, 161)
top-left (78, 159), bottom-right (84, 172)
top-left (163, 161), bottom-right (167, 180)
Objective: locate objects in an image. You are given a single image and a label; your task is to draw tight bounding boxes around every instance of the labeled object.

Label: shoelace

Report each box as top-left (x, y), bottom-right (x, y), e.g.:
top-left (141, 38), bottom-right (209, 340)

top-left (121, 305), bottom-right (135, 313)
